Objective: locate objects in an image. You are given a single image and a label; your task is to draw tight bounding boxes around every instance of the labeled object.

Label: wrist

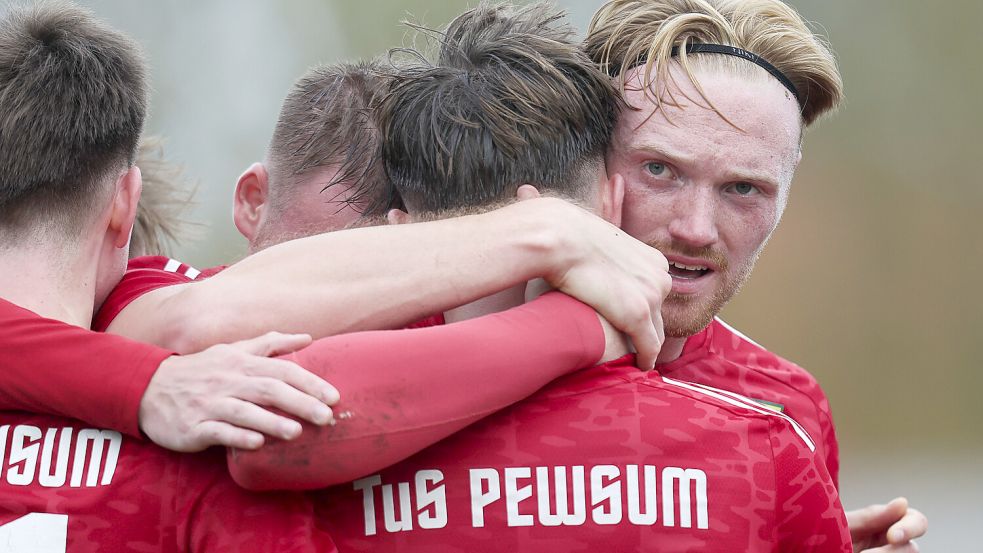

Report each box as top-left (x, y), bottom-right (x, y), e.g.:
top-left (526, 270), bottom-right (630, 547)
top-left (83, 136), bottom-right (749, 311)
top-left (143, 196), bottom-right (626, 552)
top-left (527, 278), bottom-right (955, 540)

top-left (502, 198), bottom-right (582, 282)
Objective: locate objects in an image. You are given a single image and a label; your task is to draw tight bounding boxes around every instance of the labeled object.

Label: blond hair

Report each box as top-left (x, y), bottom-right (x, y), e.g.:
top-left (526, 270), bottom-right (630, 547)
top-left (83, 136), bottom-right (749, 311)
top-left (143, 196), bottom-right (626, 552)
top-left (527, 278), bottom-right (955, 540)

top-left (585, 0), bottom-right (843, 126)
top-left (129, 136), bottom-right (197, 258)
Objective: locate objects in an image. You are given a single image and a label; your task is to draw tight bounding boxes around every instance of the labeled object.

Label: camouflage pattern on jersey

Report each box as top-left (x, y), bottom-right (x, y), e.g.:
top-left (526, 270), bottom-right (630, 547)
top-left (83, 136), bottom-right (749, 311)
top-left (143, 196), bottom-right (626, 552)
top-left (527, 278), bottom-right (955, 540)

top-left (658, 317), bottom-right (840, 487)
top-left (314, 355), bottom-right (849, 552)
top-left (0, 413), bottom-right (334, 552)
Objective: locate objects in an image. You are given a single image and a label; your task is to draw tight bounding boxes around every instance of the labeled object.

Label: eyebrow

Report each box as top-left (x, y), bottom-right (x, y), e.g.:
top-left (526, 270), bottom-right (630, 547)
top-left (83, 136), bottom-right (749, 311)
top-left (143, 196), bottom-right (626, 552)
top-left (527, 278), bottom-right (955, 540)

top-left (625, 139), bottom-right (782, 189)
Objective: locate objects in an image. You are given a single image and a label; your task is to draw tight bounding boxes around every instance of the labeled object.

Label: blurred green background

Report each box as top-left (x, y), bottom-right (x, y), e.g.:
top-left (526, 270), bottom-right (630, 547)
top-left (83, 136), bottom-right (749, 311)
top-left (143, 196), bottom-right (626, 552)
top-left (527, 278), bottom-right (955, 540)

top-left (80, 0), bottom-right (981, 548)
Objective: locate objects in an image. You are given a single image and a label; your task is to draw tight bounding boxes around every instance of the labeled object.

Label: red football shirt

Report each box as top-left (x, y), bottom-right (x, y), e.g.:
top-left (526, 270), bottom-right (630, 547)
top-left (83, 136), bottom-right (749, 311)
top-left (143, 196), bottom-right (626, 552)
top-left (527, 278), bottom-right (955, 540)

top-left (657, 317), bottom-right (840, 487)
top-left (0, 299), bottom-right (335, 552)
top-left (313, 355), bottom-right (850, 552)
top-left (0, 413), bottom-right (334, 552)
top-left (92, 257), bottom-right (607, 490)
top-left (0, 298), bottom-right (170, 438)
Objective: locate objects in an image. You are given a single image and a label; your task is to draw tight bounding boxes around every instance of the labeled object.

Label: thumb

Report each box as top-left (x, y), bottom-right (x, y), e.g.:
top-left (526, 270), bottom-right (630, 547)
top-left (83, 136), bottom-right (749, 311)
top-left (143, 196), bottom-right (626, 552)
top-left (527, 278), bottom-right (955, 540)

top-left (516, 184), bottom-right (542, 200)
top-left (231, 332), bottom-right (313, 358)
top-left (847, 498), bottom-right (908, 539)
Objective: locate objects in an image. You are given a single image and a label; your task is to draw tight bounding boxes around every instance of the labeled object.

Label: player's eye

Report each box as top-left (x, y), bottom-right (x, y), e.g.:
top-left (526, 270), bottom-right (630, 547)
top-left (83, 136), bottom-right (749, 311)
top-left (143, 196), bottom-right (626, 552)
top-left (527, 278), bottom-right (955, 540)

top-left (645, 162), bottom-right (673, 178)
top-left (730, 182), bottom-right (758, 196)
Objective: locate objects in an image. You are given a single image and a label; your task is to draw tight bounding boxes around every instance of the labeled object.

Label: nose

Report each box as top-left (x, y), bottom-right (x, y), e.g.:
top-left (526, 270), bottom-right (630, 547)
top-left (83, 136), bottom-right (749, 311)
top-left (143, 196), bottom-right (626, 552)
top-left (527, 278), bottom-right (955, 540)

top-left (666, 186), bottom-right (719, 249)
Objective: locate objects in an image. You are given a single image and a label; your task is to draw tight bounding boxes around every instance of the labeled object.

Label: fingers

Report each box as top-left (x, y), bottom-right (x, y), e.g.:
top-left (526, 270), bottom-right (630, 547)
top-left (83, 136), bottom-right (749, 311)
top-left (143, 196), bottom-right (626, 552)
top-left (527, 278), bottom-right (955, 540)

top-left (847, 498), bottom-right (908, 541)
top-left (237, 374), bottom-right (336, 427)
top-left (887, 508), bottom-right (928, 544)
top-left (232, 331), bottom-right (313, 357)
top-left (193, 420), bottom-right (266, 451)
top-left (629, 308), bottom-right (661, 370)
top-left (245, 357), bottom-right (340, 405)
top-left (863, 542), bottom-right (920, 553)
top-left (210, 397), bottom-right (306, 441)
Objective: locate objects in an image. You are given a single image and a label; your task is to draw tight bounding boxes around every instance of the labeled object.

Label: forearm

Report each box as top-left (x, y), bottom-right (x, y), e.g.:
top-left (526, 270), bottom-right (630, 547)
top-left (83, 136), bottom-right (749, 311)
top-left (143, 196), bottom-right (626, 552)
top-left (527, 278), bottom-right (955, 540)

top-left (227, 292), bottom-right (604, 491)
top-left (0, 314), bottom-right (171, 437)
top-left (158, 200), bottom-right (571, 352)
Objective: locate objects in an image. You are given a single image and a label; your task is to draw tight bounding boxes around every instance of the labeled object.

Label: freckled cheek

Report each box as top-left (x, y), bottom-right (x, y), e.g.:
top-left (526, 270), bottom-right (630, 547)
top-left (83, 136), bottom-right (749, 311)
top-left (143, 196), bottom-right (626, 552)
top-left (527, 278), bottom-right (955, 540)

top-left (620, 181), bottom-right (675, 240)
top-left (718, 205), bottom-right (778, 258)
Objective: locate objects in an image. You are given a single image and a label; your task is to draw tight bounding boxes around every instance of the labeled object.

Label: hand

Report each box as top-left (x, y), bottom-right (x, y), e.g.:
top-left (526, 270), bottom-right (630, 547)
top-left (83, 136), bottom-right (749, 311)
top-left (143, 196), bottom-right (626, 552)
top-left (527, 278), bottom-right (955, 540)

top-left (848, 497), bottom-right (928, 552)
top-left (139, 332), bottom-right (340, 452)
top-left (516, 186), bottom-right (671, 369)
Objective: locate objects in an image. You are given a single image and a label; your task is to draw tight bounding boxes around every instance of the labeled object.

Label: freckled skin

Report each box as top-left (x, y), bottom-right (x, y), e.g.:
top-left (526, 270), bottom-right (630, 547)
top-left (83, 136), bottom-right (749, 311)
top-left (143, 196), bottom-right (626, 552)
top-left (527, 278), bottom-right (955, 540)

top-left (606, 63), bottom-right (802, 337)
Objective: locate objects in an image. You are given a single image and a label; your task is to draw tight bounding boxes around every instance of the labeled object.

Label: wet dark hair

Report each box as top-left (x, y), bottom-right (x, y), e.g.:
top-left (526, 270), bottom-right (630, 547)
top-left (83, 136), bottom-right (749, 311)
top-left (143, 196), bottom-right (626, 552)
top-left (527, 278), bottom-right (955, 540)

top-left (381, 2), bottom-right (620, 214)
top-left (266, 61), bottom-right (396, 218)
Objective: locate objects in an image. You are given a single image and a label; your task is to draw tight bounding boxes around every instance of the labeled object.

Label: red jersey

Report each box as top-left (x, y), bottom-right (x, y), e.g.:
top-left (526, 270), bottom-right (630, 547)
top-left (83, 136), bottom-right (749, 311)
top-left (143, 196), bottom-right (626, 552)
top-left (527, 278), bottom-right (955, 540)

top-left (0, 413), bottom-right (334, 552)
top-left (0, 298), bottom-right (334, 551)
top-left (313, 355), bottom-right (850, 552)
top-left (657, 317), bottom-right (840, 487)
top-left (0, 298), bottom-right (170, 438)
top-left (92, 257), bottom-right (607, 490)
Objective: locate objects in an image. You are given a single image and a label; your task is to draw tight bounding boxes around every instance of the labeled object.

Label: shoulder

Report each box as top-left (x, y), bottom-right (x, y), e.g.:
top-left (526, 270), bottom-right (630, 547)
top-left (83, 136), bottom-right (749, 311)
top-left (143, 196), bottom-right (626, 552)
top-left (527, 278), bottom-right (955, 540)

top-left (93, 257), bottom-right (223, 332)
top-left (656, 375), bottom-right (819, 454)
top-left (709, 318), bottom-right (831, 408)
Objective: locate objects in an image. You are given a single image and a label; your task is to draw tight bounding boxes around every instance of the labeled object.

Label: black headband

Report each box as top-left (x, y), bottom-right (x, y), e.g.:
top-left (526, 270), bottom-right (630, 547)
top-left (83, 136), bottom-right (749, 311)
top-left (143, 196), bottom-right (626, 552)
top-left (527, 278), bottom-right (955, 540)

top-left (629, 43), bottom-right (801, 105)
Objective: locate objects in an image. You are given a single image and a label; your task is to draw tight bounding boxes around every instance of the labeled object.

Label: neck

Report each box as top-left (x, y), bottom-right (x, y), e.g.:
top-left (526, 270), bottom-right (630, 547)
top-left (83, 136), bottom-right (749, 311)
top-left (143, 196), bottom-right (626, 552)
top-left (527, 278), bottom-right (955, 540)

top-left (0, 240), bottom-right (99, 327)
top-left (444, 284), bottom-right (527, 324)
top-left (656, 336), bottom-right (687, 364)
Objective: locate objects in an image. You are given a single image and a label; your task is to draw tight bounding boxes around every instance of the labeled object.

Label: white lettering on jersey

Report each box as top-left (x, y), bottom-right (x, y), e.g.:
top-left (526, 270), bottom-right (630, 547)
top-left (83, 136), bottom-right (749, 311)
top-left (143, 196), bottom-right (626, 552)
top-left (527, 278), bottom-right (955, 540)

top-left (661, 467), bottom-right (709, 529)
top-left (591, 465), bottom-right (622, 525)
top-left (536, 465), bottom-right (586, 526)
top-left (355, 471), bottom-right (449, 536)
top-left (359, 464), bottom-right (710, 536)
top-left (354, 475), bottom-right (382, 536)
top-left (415, 470), bottom-right (447, 530)
top-left (381, 481), bottom-right (413, 533)
top-left (504, 467), bottom-right (534, 527)
top-left (0, 425), bottom-right (121, 488)
top-left (627, 464), bottom-right (658, 525)
top-left (469, 469), bottom-right (499, 528)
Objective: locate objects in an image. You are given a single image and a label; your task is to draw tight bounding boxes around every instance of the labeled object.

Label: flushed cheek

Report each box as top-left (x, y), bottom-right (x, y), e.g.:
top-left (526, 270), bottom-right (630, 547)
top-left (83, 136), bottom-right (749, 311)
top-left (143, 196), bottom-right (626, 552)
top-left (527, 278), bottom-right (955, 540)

top-left (717, 207), bottom-right (777, 270)
top-left (619, 182), bottom-right (675, 241)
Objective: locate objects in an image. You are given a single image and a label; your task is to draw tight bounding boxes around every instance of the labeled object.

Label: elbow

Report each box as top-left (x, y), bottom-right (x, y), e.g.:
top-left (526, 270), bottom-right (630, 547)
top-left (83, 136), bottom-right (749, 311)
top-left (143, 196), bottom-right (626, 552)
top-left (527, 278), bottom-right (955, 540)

top-left (227, 448), bottom-right (296, 492)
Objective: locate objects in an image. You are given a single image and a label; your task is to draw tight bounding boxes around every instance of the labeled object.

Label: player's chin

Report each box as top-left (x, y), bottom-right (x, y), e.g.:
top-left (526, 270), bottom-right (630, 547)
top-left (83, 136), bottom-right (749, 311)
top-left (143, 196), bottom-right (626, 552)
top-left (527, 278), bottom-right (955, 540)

top-left (662, 297), bottom-right (716, 338)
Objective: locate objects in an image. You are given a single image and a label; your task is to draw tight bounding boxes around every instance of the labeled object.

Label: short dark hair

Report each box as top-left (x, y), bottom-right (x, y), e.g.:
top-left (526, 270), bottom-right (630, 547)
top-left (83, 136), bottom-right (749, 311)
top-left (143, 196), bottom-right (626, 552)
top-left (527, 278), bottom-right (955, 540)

top-left (0, 1), bottom-right (148, 239)
top-left (266, 62), bottom-right (394, 219)
top-left (380, 3), bottom-right (620, 214)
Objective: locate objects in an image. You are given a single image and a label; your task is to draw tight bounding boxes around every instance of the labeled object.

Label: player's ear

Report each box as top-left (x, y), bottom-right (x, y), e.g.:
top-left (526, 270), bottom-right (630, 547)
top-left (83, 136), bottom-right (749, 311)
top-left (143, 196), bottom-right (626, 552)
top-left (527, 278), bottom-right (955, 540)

top-left (234, 162), bottom-right (270, 242)
top-left (386, 208), bottom-right (412, 225)
top-left (110, 165), bottom-right (143, 249)
top-left (600, 172), bottom-right (625, 227)
top-left (516, 184), bottom-right (542, 201)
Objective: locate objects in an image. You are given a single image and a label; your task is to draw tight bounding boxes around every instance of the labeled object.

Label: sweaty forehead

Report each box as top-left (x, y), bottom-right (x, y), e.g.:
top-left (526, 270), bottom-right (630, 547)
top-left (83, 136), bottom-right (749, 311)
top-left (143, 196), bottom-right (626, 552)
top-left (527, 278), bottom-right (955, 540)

top-left (614, 65), bottom-right (801, 182)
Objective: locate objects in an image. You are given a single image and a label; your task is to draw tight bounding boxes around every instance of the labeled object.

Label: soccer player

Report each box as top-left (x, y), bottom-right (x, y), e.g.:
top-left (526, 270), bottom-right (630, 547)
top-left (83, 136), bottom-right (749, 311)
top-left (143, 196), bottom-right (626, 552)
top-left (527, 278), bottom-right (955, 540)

top-left (90, 61), bottom-right (650, 484)
top-left (0, 3), bottom-right (334, 550)
top-left (584, 0), bottom-right (924, 548)
top-left (0, 32), bottom-right (672, 454)
top-left (299, 5), bottom-right (849, 550)
top-left (226, 0), bottom-right (922, 549)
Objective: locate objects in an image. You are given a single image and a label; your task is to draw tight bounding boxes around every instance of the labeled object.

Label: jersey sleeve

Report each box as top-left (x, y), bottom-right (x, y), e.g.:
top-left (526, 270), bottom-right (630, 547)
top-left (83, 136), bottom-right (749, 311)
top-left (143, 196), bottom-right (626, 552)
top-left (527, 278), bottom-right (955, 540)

top-left (0, 300), bottom-right (173, 438)
top-left (92, 256), bottom-right (206, 332)
top-left (818, 403), bottom-right (840, 489)
top-left (176, 449), bottom-right (337, 553)
top-left (228, 291), bottom-right (605, 491)
top-left (770, 416), bottom-right (852, 552)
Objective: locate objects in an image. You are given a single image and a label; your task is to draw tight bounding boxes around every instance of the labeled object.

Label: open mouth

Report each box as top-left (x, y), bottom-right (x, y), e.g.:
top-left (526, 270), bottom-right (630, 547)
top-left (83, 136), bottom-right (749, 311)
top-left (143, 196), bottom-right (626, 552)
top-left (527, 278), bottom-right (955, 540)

top-left (667, 261), bottom-right (711, 280)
